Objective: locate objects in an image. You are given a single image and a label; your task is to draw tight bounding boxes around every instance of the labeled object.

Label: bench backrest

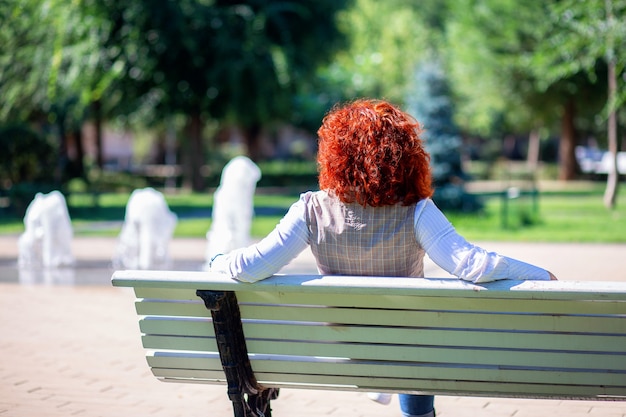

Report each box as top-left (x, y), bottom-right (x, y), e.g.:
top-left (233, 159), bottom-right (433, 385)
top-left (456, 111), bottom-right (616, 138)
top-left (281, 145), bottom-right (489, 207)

top-left (112, 271), bottom-right (626, 400)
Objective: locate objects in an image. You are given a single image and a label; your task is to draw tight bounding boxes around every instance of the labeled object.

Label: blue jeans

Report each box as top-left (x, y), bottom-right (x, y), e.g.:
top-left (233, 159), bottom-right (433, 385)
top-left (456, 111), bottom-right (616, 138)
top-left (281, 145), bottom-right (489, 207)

top-left (398, 394), bottom-right (435, 417)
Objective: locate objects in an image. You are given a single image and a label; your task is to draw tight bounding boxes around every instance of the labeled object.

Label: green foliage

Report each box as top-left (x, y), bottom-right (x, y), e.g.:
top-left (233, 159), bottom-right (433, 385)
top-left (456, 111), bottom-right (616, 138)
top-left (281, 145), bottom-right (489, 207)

top-left (444, 1), bottom-right (560, 136)
top-left (0, 124), bottom-right (59, 215)
top-left (90, 0), bottom-right (351, 186)
top-left (0, 124), bottom-right (57, 186)
top-left (528, 0), bottom-right (626, 112)
top-left (1, 0), bottom-right (624, 194)
top-left (442, 0), bottom-right (623, 140)
top-left (0, 0), bottom-right (52, 122)
top-left (444, 1), bottom-right (523, 135)
top-left (96, 0), bottom-right (350, 125)
top-left (320, 0), bottom-right (430, 104)
top-left (530, 2), bottom-right (625, 82)
top-left (0, 0), bottom-right (114, 123)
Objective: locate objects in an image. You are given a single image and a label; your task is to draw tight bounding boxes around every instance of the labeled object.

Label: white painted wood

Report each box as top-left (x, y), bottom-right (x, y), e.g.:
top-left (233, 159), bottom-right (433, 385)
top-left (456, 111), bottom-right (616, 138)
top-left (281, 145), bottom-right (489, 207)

top-left (113, 270), bottom-right (626, 400)
top-left (113, 270), bottom-right (626, 299)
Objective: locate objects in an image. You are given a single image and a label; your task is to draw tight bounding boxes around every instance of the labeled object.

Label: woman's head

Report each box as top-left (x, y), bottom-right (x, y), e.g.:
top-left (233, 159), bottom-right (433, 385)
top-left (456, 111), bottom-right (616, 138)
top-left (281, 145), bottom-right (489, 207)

top-left (317, 99), bottom-right (433, 207)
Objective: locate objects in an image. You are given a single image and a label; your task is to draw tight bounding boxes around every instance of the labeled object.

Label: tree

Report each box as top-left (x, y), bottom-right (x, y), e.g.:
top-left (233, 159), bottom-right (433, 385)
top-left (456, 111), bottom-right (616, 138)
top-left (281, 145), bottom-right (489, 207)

top-left (0, 0), bottom-right (50, 123)
top-left (406, 61), bottom-right (481, 212)
top-left (444, 0), bottom-right (613, 183)
top-left (292, 0), bottom-right (438, 135)
top-left (97, 0), bottom-right (350, 191)
top-left (316, 0), bottom-right (430, 105)
top-left (0, 0), bottom-right (123, 179)
top-left (530, 0), bottom-right (626, 188)
top-left (604, 0), bottom-right (622, 209)
top-left (444, 0), bottom-right (542, 137)
top-left (0, 124), bottom-right (58, 214)
top-left (530, 0), bottom-right (625, 207)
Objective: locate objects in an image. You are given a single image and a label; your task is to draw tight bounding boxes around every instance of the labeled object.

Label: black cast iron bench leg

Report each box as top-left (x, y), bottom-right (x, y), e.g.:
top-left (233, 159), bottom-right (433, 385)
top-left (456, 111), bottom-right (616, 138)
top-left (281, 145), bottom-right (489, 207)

top-left (197, 290), bottom-right (280, 417)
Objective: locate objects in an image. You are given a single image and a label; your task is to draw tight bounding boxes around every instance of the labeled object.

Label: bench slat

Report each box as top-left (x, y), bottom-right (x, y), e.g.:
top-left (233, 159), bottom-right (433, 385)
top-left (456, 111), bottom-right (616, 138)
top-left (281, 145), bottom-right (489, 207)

top-left (150, 368), bottom-right (626, 399)
top-left (142, 335), bottom-right (218, 352)
top-left (139, 317), bottom-right (626, 353)
top-left (146, 352), bottom-right (626, 389)
top-left (134, 287), bottom-right (626, 316)
top-left (112, 271), bottom-right (626, 301)
top-left (239, 305), bottom-right (625, 334)
top-left (134, 300), bottom-right (625, 335)
top-left (238, 292), bottom-right (626, 316)
top-left (153, 368), bottom-right (226, 383)
top-left (135, 300), bottom-right (209, 317)
top-left (141, 335), bottom-right (626, 371)
top-left (140, 316), bottom-right (214, 337)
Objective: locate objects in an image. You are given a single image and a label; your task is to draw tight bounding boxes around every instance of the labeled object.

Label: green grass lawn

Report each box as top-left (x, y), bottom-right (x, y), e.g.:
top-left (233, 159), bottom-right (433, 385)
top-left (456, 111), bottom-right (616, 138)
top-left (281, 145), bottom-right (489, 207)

top-left (447, 192), bottom-right (626, 242)
top-left (1, 183), bottom-right (625, 243)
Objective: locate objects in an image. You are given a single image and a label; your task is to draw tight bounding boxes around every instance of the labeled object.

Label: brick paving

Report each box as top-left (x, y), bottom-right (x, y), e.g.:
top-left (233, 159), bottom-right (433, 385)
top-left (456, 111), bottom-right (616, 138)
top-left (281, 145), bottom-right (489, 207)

top-left (1, 235), bottom-right (626, 416)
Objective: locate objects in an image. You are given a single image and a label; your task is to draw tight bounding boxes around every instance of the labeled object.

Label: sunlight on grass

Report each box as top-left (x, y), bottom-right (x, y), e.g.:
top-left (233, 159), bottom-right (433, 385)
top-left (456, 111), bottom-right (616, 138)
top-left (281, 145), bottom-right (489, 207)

top-left (447, 191), bottom-right (626, 243)
top-left (1, 185), bottom-right (625, 243)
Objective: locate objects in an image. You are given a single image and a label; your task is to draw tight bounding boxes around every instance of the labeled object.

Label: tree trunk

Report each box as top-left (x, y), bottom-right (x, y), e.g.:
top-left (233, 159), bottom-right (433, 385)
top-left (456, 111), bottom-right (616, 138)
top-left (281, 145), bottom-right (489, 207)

top-left (56, 113), bottom-right (68, 186)
top-left (165, 120), bottom-right (178, 190)
top-left (527, 128), bottom-right (541, 171)
top-left (603, 59), bottom-right (619, 209)
top-left (603, 0), bottom-right (619, 210)
top-left (559, 99), bottom-right (579, 181)
top-left (93, 100), bottom-right (104, 169)
top-left (243, 123), bottom-right (262, 162)
top-left (186, 112), bottom-right (205, 192)
top-left (72, 125), bottom-right (86, 179)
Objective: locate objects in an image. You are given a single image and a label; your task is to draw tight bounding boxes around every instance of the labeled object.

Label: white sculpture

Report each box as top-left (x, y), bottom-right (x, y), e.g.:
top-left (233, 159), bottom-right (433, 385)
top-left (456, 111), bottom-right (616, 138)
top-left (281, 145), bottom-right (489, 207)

top-left (18, 190), bottom-right (75, 268)
top-left (113, 187), bottom-right (177, 270)
top-left (205, 156), bottom-right (261, 266)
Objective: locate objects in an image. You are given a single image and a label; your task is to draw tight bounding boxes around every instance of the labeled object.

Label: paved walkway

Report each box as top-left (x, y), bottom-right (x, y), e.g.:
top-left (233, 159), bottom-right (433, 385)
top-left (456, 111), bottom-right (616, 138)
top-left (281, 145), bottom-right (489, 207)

top-left (1, 235), bottom-right (626, 416)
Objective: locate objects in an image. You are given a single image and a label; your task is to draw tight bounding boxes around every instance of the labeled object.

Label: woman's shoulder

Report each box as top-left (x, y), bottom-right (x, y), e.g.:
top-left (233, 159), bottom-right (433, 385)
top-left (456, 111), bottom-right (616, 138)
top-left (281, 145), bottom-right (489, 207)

top-left (299, 190), bottom-right (332, 205)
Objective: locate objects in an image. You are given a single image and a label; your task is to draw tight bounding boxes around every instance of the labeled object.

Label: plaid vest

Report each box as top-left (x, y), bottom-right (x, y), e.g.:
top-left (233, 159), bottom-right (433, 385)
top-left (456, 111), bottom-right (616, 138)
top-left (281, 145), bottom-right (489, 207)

top-left (304, 191), bottom-right (425, 277)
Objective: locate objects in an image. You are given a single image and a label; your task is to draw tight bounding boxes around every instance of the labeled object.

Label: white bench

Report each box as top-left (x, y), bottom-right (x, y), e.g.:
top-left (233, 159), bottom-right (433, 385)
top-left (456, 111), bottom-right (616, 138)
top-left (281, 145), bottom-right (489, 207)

top-left (112, 271), bottom-right (626, 416)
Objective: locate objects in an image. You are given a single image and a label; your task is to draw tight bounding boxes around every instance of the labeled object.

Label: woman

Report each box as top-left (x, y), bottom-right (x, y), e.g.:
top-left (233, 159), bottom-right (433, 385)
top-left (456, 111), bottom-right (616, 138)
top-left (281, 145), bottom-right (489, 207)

top-left (210, 98), bottom-right (557, 417)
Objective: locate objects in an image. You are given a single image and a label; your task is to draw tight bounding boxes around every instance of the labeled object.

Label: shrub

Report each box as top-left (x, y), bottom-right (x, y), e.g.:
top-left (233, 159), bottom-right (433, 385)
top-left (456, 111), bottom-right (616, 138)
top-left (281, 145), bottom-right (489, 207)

top-left (0, 124), bottom-right (59, 216)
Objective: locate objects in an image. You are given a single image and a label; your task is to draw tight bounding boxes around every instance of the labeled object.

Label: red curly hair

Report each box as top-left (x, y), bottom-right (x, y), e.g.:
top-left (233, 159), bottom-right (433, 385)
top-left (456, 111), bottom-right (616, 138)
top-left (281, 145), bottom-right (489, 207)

top-left (317, 99), bottom-right (433, 207)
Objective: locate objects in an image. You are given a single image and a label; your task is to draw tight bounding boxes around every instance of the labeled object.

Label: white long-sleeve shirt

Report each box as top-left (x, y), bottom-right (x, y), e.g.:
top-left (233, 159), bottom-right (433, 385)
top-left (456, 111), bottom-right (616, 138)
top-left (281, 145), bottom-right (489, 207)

top-left (211, 191), bottom-right (551, 283)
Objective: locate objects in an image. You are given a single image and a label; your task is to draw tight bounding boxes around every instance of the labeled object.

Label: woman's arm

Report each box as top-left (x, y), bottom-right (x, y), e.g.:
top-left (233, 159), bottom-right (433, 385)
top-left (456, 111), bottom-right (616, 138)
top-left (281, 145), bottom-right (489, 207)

top-left (210, 195), bottom-right (310, 282)
top-left (414, 199), bottom-right (554, 283)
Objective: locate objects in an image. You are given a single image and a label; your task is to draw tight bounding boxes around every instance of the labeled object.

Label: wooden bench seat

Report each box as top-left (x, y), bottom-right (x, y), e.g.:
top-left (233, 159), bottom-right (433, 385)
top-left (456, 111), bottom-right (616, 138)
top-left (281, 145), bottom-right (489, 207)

top-left (112, 271), bottom-right (626, 416)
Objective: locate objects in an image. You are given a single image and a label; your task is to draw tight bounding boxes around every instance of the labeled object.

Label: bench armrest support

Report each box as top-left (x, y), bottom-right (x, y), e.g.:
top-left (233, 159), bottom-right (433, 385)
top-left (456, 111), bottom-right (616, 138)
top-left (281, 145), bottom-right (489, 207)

top-left (196, 290), bottom-right (279, 417)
